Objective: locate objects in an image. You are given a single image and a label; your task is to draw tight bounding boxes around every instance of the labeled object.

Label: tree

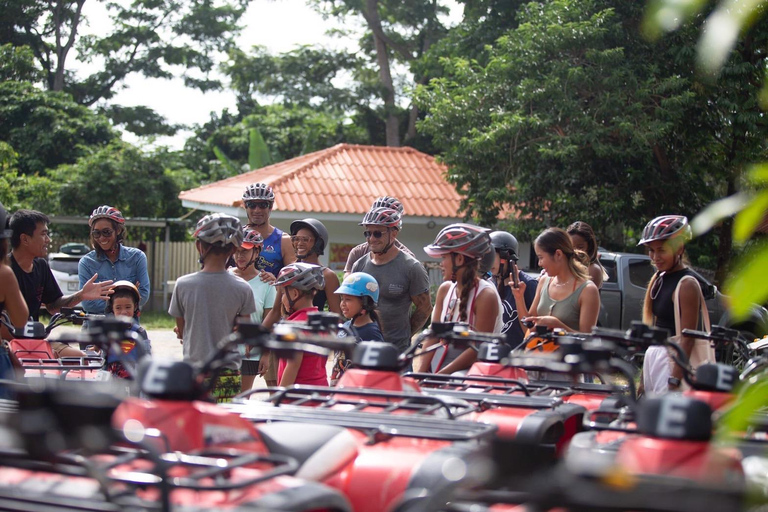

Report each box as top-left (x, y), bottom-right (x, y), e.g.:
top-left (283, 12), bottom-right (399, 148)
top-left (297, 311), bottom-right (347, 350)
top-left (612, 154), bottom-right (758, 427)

top-left (417, 1), bottom-right (707, 242)
top-left (0, 80), bottom-right (115, 175)
top-left (309, 0), bottom-right (450, 146)
top-left (1, 0), bottom-right (248, 135)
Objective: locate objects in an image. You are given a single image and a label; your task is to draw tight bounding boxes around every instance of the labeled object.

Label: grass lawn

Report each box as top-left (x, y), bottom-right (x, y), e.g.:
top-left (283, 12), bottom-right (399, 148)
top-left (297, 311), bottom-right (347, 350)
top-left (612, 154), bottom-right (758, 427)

top-left (139, 310), bottom-right (176, 330)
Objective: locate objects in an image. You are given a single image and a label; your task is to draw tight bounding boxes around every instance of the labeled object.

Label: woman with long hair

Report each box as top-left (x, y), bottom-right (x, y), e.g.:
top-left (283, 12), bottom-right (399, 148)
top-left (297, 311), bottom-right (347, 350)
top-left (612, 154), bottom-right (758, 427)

top-left (513, 227), bottom-right (600, 333)
top-left (638, 215), bottom-right (714, 395)
top-left (567, 221), bottom-right (608, 289)
top-left (78, 205), bottom-right (150, 315)
top-left (415, 224), bottom-right (502, 374)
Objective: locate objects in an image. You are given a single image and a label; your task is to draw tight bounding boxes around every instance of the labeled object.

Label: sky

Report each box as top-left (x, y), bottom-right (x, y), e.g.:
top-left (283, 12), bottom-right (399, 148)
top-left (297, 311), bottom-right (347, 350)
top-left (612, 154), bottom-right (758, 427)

top-left (77, 0), bottom-right (462, 150)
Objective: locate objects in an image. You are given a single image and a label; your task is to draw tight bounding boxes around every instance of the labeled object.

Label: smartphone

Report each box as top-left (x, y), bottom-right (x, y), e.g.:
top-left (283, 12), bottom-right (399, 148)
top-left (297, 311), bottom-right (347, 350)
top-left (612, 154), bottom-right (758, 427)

top-left (512, 263), bottom-right (520, 289)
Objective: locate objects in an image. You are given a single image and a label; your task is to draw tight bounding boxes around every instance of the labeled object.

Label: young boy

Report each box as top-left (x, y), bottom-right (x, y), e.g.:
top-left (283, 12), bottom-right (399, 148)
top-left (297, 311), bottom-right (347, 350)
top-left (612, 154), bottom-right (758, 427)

top-left (272, 262), bottom-right (327, 387)
top-left (169, 214), bottom-right (256, 402)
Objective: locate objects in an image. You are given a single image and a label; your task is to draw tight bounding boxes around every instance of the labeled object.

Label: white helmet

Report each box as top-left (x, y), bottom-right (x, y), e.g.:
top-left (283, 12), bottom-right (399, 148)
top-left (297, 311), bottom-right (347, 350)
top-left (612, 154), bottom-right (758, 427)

top-left (193, 214), bottom-right (243, 247)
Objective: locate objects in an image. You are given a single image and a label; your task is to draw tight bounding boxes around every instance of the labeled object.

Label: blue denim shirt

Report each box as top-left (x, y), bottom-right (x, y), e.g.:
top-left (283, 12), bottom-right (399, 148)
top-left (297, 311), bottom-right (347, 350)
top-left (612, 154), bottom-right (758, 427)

top-left (78, 245), bottom-right (150, 314)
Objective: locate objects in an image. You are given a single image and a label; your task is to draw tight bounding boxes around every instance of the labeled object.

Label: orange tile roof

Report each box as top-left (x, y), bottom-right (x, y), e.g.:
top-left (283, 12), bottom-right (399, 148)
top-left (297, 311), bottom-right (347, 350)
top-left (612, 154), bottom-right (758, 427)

top-left (178, 144), bottom-right (466, 218)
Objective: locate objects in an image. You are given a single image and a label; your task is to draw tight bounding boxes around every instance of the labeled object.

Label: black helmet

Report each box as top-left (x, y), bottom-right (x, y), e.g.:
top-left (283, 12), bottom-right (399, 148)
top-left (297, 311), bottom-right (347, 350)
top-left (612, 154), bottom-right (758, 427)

top-left (0, 202), bottom-right (11, 239)
top-left (490, 231), bottom-right (519, 262)
top-left (290, 218), bottom-right (329, 256)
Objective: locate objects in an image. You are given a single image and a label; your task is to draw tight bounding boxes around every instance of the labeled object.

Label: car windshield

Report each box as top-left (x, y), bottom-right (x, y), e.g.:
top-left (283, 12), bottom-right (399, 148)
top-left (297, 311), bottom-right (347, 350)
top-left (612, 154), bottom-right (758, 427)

top-left (50, 258), bottom-right (79, 275)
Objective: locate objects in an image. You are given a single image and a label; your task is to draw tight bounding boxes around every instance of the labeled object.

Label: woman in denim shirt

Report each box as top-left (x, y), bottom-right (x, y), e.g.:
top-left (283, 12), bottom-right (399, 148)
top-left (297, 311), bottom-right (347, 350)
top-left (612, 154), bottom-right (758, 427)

top-left (78, 205), bottom-right (150, 314)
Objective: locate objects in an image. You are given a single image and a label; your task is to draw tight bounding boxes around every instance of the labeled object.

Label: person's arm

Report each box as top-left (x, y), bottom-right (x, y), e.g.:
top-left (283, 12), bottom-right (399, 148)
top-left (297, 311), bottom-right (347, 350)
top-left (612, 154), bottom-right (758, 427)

top-left (0, 266), bottom-right (28, 329)
top-left (78, 255), bottom-right (104, 313)
top-left (48, 273), bottom-right (114, 313)
top-left (670, 278), bottom-right (701, 384)
top-left (324, 268), bottom-right (342, 314)
top-left (174, 317), bottom-right (185, 345)
top-left (278, 352), bottom-right (303, 387)
top-left (438, 287), bottom-right (499, 374)
top-left (410, 291), bottom-right (432, 336)
top-left (413, 283), bottom-right (447, 373)
top-left (343, 244), bottom-right (367, 278)
top-left (135, 250), bottom-right (151, 309)
top-left (588, 262), bottom-right (604, 289)
top-left (513, 274), bottom-right (544, 322)
top-left (577, 281), bottom-right (601, 333)
top-left (281, 234), bottom-right (296, 265)
top-left (262, 289), bottom-right (283, 329)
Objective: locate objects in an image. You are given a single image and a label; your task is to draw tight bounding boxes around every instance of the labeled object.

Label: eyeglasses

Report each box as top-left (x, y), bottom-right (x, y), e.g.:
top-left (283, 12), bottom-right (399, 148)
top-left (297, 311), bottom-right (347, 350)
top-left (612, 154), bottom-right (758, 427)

top-left (91, 228), bottom-right (115, 239)
top-left (364, 229), bottom-right (389, 239)
top-left (245, 201), bottom-right (271, 210)
top-left (291, 235), bottom-right (313, 244)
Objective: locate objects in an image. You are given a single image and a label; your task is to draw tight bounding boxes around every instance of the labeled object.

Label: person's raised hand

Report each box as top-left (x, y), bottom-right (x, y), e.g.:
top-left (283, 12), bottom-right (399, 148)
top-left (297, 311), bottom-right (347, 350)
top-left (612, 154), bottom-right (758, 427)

top-left (82, 274), bottom-right (114, 300)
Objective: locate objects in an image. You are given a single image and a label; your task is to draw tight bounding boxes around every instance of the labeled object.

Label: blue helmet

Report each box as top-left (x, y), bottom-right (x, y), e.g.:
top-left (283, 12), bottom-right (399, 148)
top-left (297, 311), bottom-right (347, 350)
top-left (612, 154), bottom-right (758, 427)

top-left (335, 272), bottom-right (380, 304)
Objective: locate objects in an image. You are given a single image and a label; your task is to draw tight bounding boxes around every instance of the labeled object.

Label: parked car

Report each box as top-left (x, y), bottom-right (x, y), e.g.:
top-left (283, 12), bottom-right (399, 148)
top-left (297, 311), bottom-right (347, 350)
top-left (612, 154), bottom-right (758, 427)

top-left (598, 251), bottom-right (768, 341)
top-left (48, 243), bottom-right (90, 294)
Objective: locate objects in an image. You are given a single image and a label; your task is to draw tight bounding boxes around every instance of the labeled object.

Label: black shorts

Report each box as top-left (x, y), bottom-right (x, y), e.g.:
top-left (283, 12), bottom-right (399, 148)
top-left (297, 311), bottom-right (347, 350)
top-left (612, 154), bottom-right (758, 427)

top-left (241, 359), bottom-right (260, 376)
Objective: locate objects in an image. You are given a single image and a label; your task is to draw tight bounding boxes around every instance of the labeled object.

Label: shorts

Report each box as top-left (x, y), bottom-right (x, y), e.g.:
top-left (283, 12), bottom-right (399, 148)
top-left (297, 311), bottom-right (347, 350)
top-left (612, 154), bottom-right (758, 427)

top-left (241, 359), bottom-right (260, 376)
top-left (204, 369), bottom-right (241, 403)
top-left (49, 341), bottom-right (71, 357)
top-left (263, 351), bottom-right (277, 382)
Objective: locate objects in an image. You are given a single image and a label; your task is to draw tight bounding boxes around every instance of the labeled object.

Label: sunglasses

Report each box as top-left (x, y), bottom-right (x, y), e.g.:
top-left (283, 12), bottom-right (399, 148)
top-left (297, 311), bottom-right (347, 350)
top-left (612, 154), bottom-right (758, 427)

top-left (91, 228), bottom-right (115, 239)
top-left (291, 235), bottom-right (313, 244)
top-left (650, 271), bottom-right (666, 300)
top-left (245, 201), bottom-right (271, 210)
top-left (363, 229), bottom-right (389, 239)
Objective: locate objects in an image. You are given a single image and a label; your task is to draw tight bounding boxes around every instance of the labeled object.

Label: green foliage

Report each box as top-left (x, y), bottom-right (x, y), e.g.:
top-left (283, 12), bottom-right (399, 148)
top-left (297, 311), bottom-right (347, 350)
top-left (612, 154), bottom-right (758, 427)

top-left (0, 80), bottom-right (116, 176)
top-left (0, 43), bottom-right (43, 82)
top-left (417, 1), bottom-right (703, 243)
top-left (1, 0), bottom-right (248, 136)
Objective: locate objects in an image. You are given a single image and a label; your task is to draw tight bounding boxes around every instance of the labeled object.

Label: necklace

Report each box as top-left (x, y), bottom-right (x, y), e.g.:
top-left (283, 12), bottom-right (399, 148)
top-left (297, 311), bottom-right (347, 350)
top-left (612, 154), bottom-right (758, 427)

top-left (552, 277), bottom-right (573, 287)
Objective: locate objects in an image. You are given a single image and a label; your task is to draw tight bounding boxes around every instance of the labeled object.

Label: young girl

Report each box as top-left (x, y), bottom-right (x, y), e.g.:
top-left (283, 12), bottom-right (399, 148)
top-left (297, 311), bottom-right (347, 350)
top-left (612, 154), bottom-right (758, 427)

top-left (273, 263), bottom-right (328, 387)
top-left (230, 228), bottom-right (276, 391)
top-left (638, 215), bottom-right (713, 395)
top-left (513, 227), bottom-right (600, 335)
top-left (567, 221), bottom-right (608, 289)
top-left (104, 280), bottom-right (152, 379)
top-left (416, 223), bottom-right (502, 375)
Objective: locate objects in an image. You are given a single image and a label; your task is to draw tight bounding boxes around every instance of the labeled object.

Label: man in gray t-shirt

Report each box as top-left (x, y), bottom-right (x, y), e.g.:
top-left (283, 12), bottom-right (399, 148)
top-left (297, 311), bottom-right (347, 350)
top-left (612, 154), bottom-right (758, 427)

top-left (351, 206), bottom-right (431, 353)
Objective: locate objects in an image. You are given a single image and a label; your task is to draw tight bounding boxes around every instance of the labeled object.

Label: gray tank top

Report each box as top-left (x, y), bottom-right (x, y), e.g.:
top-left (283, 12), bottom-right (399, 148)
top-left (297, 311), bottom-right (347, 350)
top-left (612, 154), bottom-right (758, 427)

top-left (537, 276), bottom-right (588, 331)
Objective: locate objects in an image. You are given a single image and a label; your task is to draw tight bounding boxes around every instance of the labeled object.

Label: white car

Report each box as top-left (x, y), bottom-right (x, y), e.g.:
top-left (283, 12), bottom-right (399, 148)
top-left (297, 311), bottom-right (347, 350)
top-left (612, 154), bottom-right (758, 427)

top-left (49, 243), bottom-right (90, 294)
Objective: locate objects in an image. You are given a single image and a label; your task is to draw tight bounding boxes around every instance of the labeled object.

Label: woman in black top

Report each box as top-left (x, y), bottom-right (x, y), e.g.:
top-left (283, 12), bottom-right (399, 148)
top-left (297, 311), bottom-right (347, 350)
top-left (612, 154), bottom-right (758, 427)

top-left (639, 215), bottom-right (703, 395)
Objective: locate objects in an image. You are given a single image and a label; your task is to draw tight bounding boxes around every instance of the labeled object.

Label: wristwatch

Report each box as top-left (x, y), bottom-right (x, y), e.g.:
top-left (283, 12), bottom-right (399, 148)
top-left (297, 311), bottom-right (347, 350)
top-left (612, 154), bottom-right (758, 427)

top-left (668, 376), bottom-right (681, 389)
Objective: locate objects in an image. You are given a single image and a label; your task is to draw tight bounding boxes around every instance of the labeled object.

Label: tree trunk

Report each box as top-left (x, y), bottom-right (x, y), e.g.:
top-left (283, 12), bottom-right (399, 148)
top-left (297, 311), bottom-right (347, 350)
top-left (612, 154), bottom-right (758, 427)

top-left (714, 176), bottom-right (736, 287)
top-left (365, 0), bottom-right (400, 147)
top-left (52, 0), bottom-right (87, 91)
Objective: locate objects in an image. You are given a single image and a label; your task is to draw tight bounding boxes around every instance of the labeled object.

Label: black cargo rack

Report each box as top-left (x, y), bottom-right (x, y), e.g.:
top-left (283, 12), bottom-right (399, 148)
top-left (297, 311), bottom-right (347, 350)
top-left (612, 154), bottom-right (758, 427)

top-left (254, 385), bottom-right (478, 419)
top-left (17, 355), bottom-right (105, 372)
top-left (0, 444), bottom-right (299, 510)
top-left (528, 380), bottom-right (619, 396)
top-left (404, 372), bottom-right (531, 395)
top-left (419, 388), bottom-right (563, 410)
top-left (233, 400), bottom-right (497, 442)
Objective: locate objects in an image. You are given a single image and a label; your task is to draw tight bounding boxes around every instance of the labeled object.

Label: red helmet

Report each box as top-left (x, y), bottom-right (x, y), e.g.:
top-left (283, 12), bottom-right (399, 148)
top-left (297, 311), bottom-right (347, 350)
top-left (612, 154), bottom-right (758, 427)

top-left (241, 228), bottom-right (264, 250)
top-left (89, 205), bottom-right (125, 226)
top-left (273, 263), bottom-right (325, 291)
top-left (424, 223), bottom-right (492, 259)
top-left (638, 215), bottom-right (691, 246)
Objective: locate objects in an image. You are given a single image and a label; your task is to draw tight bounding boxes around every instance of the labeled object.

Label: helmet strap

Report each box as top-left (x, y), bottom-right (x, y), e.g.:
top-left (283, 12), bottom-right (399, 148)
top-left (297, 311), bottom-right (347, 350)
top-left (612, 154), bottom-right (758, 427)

top-left (372, 229), bottom-right (394, 255)
top-left (197, 243), bottom-right (211, 270)
top-left (450, 253), bottom-right (460, 283)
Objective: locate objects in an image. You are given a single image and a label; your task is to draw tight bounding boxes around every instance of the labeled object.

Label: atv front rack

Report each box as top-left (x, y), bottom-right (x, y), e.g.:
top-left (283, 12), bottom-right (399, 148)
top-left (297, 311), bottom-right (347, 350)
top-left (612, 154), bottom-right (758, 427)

top-left (403, 372), bottom-right (531, 395)
top-left (255, 385), bottom-right (478, 419)
top-left (0, 444), bottom-right (299, 511)
top-left (233, 389), bottom-right (496, 442)
top-left (17, 355), bottom-right (105, 372)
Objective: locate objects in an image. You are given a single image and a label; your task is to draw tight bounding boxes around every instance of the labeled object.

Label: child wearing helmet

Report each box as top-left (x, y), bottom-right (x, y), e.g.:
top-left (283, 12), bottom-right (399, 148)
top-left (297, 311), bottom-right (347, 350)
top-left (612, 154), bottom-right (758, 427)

top-left (272, 262), bottom-right (328, 387)
top-left (638, 215), bottom-right (714, 395)
top-left (104, 280), bottom-right (152, 380)
top-left (169, 213), bottom-right (256, 403)
top-left (78, 205), bottom-right (150, 315)
top-left (415, 223), bottom-right (503, 375)
top-left (289, 218), bottom-right (341, 315)
top-left (229, 228), bottom-right (277, 391)
top-left (330, 272), bottom-right (384, 384)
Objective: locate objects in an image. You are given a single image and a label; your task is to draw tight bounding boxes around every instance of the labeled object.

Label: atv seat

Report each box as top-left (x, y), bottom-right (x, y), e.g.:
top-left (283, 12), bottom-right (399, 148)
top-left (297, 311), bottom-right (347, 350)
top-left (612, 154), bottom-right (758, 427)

top-left (256, 421), bottom-right (358, 482)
